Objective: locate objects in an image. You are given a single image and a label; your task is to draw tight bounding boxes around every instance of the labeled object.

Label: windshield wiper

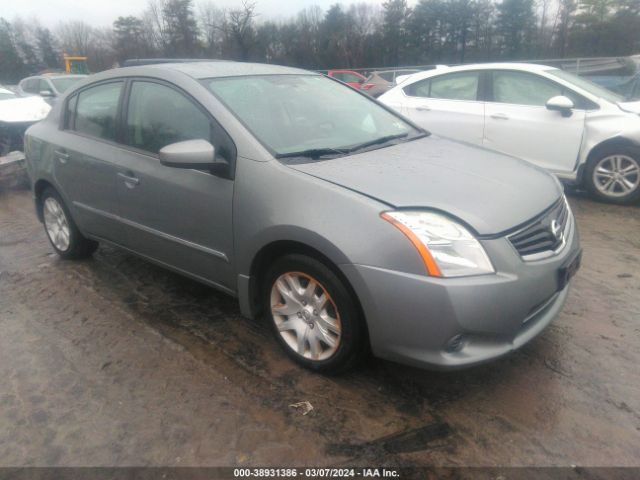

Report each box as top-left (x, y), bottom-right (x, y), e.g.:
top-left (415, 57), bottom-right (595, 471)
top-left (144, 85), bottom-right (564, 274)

top-left (345, 133), bottom-right (410, 153)
top-left (275, 132), bottom-right (423, 160)
top-left (275, 147), bottom-right (349, 160)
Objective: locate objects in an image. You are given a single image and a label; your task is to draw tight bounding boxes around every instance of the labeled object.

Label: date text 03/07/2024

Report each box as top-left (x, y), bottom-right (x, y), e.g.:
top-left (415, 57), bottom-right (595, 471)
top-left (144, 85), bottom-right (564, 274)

top-left (233, 468), bottom-right (400, 478)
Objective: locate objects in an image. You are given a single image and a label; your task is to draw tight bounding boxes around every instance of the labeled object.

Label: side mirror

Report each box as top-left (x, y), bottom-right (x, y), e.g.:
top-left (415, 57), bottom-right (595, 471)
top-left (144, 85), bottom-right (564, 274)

top-left (546, 96), bottom-right (574, 117)
top-left (159, 139), bottom-right (229, 176)
top-left (39, 90), bottom-right (55, 97)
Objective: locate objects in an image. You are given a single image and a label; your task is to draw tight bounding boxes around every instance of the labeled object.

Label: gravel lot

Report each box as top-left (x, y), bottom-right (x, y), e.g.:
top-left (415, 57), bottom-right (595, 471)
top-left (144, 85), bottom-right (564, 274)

top-left (0, 187), bottom-right (639, 467)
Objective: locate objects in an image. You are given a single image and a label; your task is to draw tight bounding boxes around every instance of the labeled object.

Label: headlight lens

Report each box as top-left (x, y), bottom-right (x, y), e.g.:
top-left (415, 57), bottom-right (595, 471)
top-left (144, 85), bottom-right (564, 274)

top-left (382, 211), bottom-right (494, 277)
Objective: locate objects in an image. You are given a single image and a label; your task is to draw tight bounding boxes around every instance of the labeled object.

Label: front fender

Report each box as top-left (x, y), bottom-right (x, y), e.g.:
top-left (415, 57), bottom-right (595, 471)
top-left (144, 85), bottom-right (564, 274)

top-left (580, 111), bottom-right (640, 166)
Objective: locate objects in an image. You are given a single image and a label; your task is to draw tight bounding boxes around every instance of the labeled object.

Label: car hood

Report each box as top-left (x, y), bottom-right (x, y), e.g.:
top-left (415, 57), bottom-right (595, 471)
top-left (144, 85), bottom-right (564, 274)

top-left (618, 101), bottom-right (640, 114)
top-left (0, 96), bottom-right (51, 123)
top-left (287, 136), bottom-right (562, 235)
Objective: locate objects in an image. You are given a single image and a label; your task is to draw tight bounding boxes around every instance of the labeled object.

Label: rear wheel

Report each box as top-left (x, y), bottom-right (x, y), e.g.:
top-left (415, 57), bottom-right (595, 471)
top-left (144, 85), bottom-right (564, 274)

top-left (585, 146), bottom-right (640, 204)
top-left (263, 254), bottom-right (365, 373)
top-left (41, 187), bottom-right (98, 259)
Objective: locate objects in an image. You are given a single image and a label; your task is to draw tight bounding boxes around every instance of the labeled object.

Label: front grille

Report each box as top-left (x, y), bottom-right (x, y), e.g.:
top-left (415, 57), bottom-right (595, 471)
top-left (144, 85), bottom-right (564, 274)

top-left (508, 197), bottom-right (570, 259)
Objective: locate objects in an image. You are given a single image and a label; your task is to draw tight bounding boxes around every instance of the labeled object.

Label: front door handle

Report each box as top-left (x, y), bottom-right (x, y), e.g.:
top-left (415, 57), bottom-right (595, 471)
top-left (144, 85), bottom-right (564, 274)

top-left (490, 113), bottom-right (509, 120)
top-left (416, 105), bottom-right (431, 111)
top-left (54, 150), bottom-right (69, 163)
top-left (118, 172), bottom-right (140, 187)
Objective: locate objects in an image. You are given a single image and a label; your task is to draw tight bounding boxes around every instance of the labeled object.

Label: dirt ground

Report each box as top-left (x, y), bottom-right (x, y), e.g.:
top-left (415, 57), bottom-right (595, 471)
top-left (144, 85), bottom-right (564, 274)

top-left (0, 187), bottom-right (639, 468)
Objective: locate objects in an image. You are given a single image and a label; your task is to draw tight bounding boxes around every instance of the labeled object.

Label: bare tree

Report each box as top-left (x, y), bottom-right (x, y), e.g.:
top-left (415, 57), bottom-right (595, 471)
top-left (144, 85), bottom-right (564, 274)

top-left (144, 0), bottom-right (169, 53)
top-left (226, 0), bottom-right (257, 60)
top-left (56, 21), bottom-right (116, 70)
top-left (56, 21), bottom-right (94, 55)
top-left (348, 3), bottom-right (381, 66)
top-left (199, 1), bottom-right (225, 57)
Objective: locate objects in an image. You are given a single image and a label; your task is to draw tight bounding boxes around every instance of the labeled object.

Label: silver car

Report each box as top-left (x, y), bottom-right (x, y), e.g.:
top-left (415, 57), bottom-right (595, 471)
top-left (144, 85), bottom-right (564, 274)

top-left (18, 74), bottom-right (87, 104)
top-left (24, 62), bottom-right (581, 373)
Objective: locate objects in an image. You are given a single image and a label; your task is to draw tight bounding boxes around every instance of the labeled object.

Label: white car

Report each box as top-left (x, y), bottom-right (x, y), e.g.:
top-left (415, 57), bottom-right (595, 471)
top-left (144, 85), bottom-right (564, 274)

top-left (0, 86), bottom-right (51, 156)
top-left (379, 63), bottom-right (640, 204)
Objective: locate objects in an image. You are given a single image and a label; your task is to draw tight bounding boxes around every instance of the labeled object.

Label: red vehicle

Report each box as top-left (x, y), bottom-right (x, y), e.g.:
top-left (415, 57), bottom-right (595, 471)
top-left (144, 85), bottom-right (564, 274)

top-left (327, 69), bottom-right (367, 89)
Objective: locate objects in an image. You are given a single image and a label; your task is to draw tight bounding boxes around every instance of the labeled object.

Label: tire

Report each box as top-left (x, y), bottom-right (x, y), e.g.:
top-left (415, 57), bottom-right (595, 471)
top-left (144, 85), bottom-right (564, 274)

top-left (584, 145), bottom-right (640, 205)
top-left (263, 254), bottom-right (366, 374)
top-left (41, 187), bottom-right (98, 259)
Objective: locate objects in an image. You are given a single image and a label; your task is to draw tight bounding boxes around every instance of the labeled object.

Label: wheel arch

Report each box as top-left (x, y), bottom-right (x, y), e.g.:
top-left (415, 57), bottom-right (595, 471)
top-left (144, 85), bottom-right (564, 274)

top-left (33, 178), bottom-right (56, 222)
top-left (579, 136), bottom-right (639, 184)
top-left (245, 239), bottom-right (369, 346)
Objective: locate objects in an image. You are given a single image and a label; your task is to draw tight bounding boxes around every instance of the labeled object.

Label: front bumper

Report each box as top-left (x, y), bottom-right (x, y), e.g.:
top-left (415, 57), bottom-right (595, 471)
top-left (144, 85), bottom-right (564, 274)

top-left (341, 213), bottom-right (580, 370)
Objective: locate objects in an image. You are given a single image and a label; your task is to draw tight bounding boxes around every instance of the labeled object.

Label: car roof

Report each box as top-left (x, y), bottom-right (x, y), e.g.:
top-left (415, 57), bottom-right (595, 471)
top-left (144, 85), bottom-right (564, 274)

top-left (45, 74), bottom-right (88, 79)
top-left (22, 74), bottom-right (87, 81)
top-left (375, 69), bottom-right (420, 74)
top-left (127, 61), bottom-right (315, 79)
top-left (395, 62), bottom-right (559, 85)
top-left (434, 63), bottom-right (558, 73)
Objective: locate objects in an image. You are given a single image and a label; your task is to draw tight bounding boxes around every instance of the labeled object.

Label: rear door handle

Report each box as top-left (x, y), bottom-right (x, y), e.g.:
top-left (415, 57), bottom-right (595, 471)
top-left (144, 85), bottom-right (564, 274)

top-left (490, 113), bottom-right (509, 120)
top-left (54, 150), bottom-right (69, 163)
top-left (118, 172), bottom-right (140, 187)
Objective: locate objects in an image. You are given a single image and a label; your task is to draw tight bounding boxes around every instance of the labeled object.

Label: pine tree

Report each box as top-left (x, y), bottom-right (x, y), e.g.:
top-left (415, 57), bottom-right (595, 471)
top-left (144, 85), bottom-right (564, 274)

top-left (496, 0), bottom-right (537, 59)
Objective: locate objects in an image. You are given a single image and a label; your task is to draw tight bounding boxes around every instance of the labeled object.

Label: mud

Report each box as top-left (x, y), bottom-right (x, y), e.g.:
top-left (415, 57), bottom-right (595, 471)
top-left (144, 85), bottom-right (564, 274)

top-left (0, 188), bottom-right (639, 467)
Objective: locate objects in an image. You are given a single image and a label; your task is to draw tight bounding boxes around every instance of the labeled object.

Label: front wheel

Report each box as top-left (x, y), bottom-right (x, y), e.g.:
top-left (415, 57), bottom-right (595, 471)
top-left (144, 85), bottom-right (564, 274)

top-left (41, 187), bottom-right (98, 259)
top-left (263, 254), bottom-right (366, 373)
top-left (584, 147), bottom-right (640, 205)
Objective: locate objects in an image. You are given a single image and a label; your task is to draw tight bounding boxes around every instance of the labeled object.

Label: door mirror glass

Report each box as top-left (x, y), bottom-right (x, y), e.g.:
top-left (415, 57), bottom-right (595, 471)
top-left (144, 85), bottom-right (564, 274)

top-left (159, 139), bottom-right (228, 174)
top-left (546, 95), bottom-right (574, 116)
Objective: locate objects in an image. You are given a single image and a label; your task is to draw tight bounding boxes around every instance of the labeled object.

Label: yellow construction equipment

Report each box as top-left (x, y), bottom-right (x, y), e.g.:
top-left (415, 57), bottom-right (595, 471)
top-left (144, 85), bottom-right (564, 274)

top-left (63, 54), bottom-right (89, 74)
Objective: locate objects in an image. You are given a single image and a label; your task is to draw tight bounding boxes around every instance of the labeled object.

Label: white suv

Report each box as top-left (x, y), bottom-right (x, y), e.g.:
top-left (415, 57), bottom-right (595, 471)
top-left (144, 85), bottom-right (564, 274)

top-left (380, 63), bottom-right (640, 204)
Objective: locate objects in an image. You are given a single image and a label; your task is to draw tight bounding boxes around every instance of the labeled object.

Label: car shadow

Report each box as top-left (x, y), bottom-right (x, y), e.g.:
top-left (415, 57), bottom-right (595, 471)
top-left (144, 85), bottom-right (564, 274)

top-left (78, 241), bottom-right (563, 462)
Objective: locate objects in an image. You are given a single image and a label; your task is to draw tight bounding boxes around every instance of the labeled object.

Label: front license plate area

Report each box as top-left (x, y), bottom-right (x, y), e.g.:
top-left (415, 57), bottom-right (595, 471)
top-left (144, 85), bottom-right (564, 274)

top-left (558, 249), bottom-right (582, 291)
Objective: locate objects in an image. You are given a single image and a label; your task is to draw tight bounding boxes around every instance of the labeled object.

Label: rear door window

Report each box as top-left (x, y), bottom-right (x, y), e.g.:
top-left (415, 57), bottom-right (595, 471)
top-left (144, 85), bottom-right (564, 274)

top-left (404, 78), bottom-right (431, 97)
top-left (332, 72), bottom-right (363, 84)
top-left (74, 82), bottom-right (123, 141)
top-left (430, 72), bottom-right (480, 101)
top-left (404, 72), bottom-right (480, 101)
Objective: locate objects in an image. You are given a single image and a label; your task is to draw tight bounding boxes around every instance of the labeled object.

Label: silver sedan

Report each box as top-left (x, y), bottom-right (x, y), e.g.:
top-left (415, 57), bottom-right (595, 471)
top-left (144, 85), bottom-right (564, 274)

top-left (24, 62), bottom-right (581, 372)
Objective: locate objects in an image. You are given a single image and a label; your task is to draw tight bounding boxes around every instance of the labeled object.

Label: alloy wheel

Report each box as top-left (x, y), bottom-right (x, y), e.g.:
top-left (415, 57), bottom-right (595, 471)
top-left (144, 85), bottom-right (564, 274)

top-left (270, 271), bottom-right (341, 361)
top-left (43, 196), bottom-right (71, 252)
top-left (593, 155), bottom-right (640, 198)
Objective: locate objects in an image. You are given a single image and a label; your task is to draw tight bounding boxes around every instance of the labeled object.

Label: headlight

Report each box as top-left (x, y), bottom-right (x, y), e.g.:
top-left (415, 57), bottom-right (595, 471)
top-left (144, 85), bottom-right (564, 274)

top-left (381, 211), bottom-right (494, 277)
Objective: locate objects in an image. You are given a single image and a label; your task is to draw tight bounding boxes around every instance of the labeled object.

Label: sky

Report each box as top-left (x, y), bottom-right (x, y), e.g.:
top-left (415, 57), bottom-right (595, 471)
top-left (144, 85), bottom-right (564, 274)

top-left (1, 0), bottom-right (393, 27)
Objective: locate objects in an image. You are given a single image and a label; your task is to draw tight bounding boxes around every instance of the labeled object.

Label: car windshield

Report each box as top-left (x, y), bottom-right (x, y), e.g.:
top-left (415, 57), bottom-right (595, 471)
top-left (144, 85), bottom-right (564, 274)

top-left (51, 77), bottom-right (84, 93)
top-left (204, 74), bottom-right (421, 158)
top-left (546, 69), bottom-right (625, 103)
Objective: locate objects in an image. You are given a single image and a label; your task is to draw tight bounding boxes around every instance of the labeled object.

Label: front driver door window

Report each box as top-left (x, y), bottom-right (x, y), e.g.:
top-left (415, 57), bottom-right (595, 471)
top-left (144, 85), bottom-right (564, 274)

top-left (125, 81), bottom-right (212, 153)
top-left (38, 79), bottom-right (54, 96)
top-left (402, 71), bottom-right (484, 145)
top-left (484, 70), bottom-right (586, 173)
top-left (117, 80), bottom-right (235, 290)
